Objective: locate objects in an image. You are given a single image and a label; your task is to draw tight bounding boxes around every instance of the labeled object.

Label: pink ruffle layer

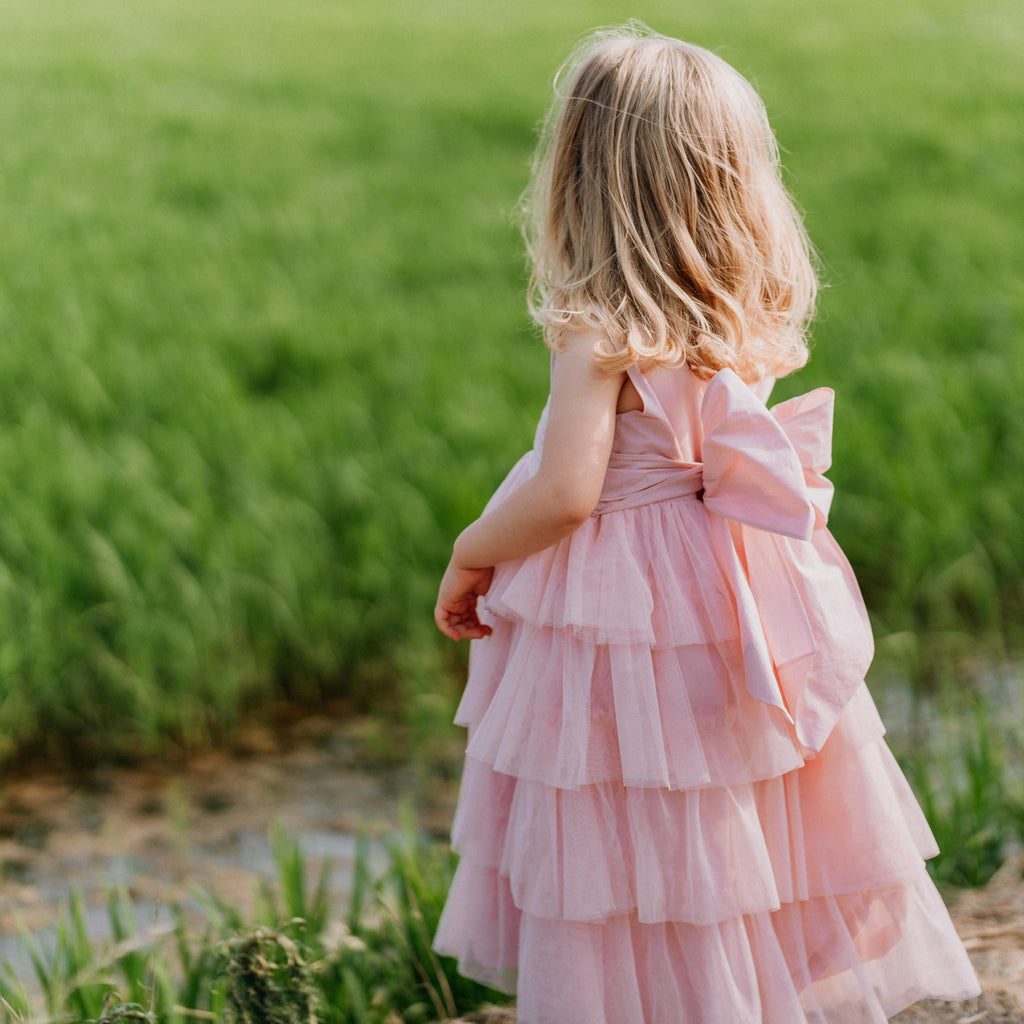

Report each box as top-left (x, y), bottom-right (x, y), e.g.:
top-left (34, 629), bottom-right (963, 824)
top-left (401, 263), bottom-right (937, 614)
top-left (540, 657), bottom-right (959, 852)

top-left (448, 724), bottom-right (935, 927)
top-left (461, 624), bottom-right (812, 791)
top-left (481, 459), bottom-right (745, 649)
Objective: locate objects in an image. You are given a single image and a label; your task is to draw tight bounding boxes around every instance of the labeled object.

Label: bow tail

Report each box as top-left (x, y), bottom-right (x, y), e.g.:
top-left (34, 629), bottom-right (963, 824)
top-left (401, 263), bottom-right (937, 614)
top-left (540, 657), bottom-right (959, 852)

top-left (742, 525), bottom-right (875, 751)
top-left (709, 524), bottom-right (794, 723)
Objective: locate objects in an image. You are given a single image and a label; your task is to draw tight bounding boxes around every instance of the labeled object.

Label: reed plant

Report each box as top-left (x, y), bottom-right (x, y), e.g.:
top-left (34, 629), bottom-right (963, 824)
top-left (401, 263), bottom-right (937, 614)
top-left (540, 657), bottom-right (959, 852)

top-left (0, 0), bottom-right (1019, 762)
top-left (0, 825), bottom-right (503, 1024)
top-left (895, 687), bottom-right (1024, 889)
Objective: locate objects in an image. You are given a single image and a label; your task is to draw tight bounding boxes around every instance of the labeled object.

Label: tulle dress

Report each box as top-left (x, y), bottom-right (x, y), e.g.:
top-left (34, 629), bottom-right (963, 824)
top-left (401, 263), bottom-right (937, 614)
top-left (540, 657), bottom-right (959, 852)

top-left (434, 360), bottom-right (980, 1024)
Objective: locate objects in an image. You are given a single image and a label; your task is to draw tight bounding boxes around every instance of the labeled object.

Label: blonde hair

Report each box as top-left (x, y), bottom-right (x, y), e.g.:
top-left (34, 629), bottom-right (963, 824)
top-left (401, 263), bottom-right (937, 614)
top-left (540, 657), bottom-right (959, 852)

top-left (521, 24), bottom-right (817, 381)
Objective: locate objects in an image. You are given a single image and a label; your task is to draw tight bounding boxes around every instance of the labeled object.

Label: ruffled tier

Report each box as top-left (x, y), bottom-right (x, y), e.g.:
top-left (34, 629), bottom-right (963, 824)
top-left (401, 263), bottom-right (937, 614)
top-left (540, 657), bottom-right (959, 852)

top-left (458, 616), bottom-right (884, 791)
top-left (480, 468), bottom-right (750, 649)
top-left (435, 867), bottom-right (979, 1024)
top-left (448, 730), bottom-right (936, 927)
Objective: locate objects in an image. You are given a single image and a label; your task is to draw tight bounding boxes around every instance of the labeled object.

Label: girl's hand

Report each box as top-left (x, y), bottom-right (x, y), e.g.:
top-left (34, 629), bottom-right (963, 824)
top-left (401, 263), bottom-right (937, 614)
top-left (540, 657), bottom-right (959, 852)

top-left (434, 562), bottom-right (495, 641)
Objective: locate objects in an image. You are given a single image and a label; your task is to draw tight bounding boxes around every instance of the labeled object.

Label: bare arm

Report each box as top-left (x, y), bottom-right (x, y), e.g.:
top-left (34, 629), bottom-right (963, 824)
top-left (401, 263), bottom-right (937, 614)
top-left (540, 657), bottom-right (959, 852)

top-left (434, 327), bottom-right (623, 639)
top-left (455, 328), bottom-right (623, 566)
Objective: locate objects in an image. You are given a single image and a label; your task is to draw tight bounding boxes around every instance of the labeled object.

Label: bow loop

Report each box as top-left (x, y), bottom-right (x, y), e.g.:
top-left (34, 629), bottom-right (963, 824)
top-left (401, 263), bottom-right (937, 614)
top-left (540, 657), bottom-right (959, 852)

top-left (700, 369), bottom-right (833, 540)
top-left (770, 387), bottom-right (836, 528)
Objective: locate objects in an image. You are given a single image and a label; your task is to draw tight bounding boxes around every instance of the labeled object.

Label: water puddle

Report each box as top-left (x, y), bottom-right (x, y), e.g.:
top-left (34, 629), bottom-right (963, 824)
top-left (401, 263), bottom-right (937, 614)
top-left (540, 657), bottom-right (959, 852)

top-left (0, 712), bottom-right (458, 975)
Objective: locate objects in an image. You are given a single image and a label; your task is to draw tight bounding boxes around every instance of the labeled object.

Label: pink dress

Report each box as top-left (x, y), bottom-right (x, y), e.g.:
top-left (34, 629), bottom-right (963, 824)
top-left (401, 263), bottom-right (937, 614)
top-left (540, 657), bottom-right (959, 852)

top-left (434, 361), bottom-right (980, 1023)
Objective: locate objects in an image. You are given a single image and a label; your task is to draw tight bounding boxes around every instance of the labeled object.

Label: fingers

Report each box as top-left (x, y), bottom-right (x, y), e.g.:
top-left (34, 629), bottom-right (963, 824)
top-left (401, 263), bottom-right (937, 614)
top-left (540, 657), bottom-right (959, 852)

top-left (434, 561), bottom-right (496, 641)
top-left (434, 603), bottom-right (493, 641)
top-left (453, 622), bottom-right (493, 640)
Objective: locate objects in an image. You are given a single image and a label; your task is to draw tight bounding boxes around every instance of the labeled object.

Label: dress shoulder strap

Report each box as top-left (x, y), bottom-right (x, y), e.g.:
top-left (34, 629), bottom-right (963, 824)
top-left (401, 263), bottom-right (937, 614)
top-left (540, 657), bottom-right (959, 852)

top-left (625, 362), bottom-right (678, 425)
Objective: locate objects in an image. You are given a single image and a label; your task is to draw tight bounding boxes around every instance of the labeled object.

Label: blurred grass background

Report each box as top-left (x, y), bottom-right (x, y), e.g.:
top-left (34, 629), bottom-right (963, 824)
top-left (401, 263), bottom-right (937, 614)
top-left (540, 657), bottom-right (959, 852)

top-left (0, 0), bottom-right (1020, 764)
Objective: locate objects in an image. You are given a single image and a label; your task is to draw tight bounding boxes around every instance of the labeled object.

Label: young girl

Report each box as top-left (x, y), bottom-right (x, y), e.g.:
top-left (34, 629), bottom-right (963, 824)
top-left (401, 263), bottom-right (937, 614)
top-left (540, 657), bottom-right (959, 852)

top-left (433, 25), bottom-right (980, 1024)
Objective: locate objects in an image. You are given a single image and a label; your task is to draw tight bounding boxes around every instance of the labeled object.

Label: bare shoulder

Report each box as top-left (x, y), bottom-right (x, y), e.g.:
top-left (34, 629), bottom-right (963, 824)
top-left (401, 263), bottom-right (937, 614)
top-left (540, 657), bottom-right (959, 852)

top-left (550, 322), bottom-right (604, 357)
top-left (550, 324), bottom-right (622, 385)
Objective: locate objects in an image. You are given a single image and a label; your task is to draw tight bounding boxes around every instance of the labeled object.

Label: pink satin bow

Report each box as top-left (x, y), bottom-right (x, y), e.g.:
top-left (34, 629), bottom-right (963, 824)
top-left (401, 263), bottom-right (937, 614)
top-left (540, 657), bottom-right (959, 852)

top-left (701, 368), bottom-right (835, 540)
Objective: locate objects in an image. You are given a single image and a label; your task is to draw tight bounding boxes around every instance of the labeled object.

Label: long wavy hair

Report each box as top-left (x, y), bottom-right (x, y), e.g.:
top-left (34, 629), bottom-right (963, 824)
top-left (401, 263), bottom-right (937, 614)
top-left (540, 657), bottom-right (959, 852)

top-left (521, 25), bottom-right (818, 381)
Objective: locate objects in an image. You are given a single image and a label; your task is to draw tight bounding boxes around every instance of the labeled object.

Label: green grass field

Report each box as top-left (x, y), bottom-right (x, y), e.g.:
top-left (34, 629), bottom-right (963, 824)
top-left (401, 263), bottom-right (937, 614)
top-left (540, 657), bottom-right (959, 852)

top-left (0, 0), bottom-right (1021, 761)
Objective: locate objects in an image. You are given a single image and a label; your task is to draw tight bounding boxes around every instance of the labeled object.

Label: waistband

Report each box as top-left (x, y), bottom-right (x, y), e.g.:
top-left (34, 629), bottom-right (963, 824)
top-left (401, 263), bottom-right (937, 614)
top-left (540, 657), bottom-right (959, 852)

top-left (592, 457), bottom-right (705, 517)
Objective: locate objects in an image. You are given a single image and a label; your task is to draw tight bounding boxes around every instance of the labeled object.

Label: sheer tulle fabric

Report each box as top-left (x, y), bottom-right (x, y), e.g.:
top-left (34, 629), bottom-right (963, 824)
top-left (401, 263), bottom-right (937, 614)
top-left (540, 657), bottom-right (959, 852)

top-left (435, 364), bottom-right (979, 1022)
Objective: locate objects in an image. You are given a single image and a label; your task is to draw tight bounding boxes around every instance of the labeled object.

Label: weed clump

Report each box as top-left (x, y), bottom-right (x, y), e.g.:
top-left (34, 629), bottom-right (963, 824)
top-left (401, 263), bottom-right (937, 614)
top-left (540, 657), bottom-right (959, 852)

top-left (89, 1003), bottom-right (159, 1024)
top-left (219, 927), bottom-right (318, 1024)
